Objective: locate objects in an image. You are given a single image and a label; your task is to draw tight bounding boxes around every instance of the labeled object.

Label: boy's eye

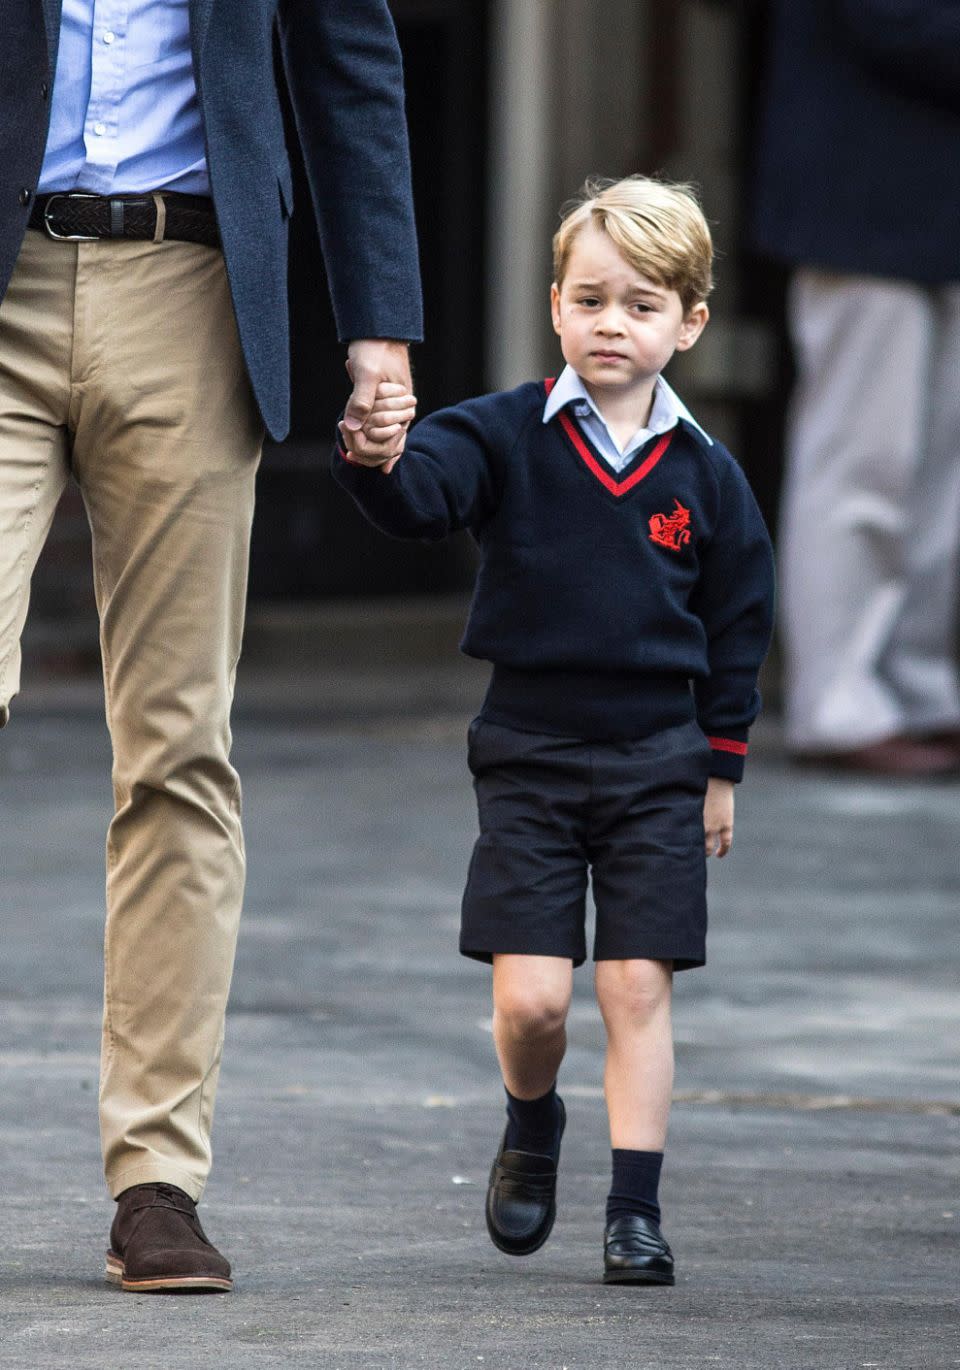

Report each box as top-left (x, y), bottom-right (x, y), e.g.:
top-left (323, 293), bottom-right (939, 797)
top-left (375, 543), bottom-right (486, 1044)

top-left (631, 302), bottom-right (654, 313)
top-left (578, 296), bottom-right (601, 307)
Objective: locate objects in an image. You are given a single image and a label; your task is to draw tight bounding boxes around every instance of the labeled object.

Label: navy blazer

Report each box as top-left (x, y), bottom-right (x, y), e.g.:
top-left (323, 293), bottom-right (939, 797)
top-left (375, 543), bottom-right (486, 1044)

top-left (0, 0), bottom-right (423, 439)
top-left (749, 0), bottom-right (960, 284)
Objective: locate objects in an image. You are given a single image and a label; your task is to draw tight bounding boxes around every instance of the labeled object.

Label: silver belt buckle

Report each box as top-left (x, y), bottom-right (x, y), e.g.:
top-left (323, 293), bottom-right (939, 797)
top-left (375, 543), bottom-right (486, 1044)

top-left (43, 192), bottom-right (102, 242)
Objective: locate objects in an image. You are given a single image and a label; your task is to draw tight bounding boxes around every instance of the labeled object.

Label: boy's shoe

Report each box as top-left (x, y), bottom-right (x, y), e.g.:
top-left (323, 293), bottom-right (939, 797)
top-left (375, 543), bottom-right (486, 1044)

top-left (485, 1096), bottom-right (566, 1256)
top-left (602, 1215), bottom-right (675, 1285)
top-left (105, 1183), bottom-right (232, 1292)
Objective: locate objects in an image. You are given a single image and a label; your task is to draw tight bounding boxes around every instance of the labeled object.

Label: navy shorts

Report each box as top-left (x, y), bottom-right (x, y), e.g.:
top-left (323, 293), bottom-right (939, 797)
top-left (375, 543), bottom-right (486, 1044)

top-left (461, 717), bottom-right (711, 970)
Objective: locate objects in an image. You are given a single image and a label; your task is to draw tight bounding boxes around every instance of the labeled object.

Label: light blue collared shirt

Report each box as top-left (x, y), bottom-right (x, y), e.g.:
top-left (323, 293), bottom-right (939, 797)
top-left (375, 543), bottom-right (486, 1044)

top-left (39, 0), bottom-right (210, 196)
top-left (542, 364), bottom-right (712, 472)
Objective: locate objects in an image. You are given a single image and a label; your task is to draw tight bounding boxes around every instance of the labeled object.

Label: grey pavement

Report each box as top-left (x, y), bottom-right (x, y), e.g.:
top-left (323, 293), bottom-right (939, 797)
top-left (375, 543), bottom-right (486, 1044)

top-left (1, 636), bottom-right (959, 1369)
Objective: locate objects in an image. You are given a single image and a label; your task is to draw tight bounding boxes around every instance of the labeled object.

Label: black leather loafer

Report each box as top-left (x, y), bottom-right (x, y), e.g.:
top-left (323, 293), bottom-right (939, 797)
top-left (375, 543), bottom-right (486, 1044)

top-left (485, 1096), bottom-right (566, 1256)
top-left (603, 1214), bottom-right (675, 1285)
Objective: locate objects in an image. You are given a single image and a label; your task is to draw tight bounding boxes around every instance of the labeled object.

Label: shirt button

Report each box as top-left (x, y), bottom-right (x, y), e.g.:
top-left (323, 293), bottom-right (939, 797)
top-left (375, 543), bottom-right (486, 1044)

top-left (103, 30), bottom-right (115, 44)
top-left (41, 81), bottom-right (49, 99)
top-left (19, 188), bottom-right (32, 207)
top-left (93, 121), bottom-right (107, 137)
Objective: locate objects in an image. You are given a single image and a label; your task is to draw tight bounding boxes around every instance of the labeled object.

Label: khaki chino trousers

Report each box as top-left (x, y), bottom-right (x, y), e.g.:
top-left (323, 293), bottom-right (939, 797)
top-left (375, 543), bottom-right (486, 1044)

top-left (0, 230), bottom-right (263, 1200)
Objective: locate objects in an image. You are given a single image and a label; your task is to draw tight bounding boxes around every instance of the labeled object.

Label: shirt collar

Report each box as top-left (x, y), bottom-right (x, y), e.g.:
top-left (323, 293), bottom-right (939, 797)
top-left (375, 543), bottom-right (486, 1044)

top-left (542, 364), bottom-right (713, 448)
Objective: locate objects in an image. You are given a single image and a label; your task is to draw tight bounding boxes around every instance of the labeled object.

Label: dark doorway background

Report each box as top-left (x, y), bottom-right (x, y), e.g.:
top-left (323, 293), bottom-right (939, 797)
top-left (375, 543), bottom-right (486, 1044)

top-left (249, 0), bottom-right (487, 601)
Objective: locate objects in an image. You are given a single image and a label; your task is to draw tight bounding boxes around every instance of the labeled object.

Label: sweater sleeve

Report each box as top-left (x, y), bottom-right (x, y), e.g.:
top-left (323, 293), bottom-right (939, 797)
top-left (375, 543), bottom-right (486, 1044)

top-left (331, 399), bottom-right (503, 541)
top-left (838, 1), bottom-right (960, 114)
top-left (689, 455), bottom-right (776, 782)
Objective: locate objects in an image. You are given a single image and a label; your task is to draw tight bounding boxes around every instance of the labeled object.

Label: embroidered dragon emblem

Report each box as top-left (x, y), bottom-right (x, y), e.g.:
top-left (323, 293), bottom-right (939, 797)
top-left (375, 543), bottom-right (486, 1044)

top-left (648, 499), bottom-right (692, 552)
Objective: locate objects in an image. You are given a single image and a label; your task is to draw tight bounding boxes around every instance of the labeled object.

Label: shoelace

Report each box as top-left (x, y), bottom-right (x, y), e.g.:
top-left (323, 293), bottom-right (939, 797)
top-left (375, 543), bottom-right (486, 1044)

top-left (126, 1184), bottom-right (196, 1217)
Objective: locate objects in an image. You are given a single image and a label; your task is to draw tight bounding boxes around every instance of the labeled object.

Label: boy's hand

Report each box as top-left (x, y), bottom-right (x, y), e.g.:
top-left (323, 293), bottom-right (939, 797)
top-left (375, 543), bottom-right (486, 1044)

top-left (340, 374), bottom-right (417, 475)
top-left (704, 776), bottom-right (735, 858)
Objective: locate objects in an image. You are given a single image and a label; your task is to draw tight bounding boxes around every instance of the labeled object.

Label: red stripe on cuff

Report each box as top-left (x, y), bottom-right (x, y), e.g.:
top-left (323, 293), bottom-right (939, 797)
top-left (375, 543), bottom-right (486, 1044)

top-left (707, 736), bottom-right (748, 756)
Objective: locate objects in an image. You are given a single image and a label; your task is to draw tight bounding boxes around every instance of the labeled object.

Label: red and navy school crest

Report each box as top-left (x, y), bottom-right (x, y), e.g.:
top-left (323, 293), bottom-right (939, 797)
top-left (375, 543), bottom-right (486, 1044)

top-left (648, 499), bottom-right (692, 551)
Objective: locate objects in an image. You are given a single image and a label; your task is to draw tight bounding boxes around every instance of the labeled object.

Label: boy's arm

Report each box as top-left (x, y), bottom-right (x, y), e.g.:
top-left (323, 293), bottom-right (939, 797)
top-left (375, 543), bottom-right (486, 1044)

top-left (331, 398), bottom-right (502, 541)
top-left (689, 456), bottom-right (776, 783)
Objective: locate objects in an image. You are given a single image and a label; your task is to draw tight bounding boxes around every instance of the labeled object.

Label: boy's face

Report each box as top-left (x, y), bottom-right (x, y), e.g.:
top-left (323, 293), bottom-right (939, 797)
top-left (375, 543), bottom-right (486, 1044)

top-left (550, 224), bottom-right (708, 402)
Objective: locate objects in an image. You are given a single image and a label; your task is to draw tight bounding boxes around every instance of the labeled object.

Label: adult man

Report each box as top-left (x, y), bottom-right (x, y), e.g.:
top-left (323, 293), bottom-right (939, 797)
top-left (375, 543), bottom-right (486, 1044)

top-left (0, 0), bottom-right (421, 1291)
top-left (749, 0), bottom-right (960, 775)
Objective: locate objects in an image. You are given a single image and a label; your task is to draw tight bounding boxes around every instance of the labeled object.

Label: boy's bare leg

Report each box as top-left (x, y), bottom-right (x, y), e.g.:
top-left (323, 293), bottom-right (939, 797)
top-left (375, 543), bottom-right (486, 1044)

top-left (486, 954), bottom-right (572, 1256)
top-left (492, 954), bottom-right (573, 1098)
top-left (595, 958), bottom-right (676, 1283)
top-left (595, 959), bottom-right (674, 1148)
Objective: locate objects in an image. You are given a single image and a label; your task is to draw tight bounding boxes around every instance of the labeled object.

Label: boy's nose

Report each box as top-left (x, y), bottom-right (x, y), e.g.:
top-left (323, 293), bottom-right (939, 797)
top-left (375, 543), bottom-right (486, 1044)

top-left (596, 315), bottom-right (626, 335)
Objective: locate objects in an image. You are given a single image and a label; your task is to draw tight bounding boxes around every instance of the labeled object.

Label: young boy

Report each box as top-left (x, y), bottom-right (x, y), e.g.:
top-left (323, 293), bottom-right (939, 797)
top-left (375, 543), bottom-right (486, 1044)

top-left (334, 177), bottom-right (775, 1284)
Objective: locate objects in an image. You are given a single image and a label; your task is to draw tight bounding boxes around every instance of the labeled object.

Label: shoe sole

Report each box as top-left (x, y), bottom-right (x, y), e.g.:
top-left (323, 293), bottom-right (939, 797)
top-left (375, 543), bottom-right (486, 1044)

top-left (105, 1252), bottom-right (232, 1293)
top-left (602, 1268), bottom-right (675, 1286)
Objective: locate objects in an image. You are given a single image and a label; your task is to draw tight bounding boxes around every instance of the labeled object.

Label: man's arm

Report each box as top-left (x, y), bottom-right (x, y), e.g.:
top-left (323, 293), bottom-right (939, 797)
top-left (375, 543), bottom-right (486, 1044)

top-left (277, 0), bottom-right (423, 452)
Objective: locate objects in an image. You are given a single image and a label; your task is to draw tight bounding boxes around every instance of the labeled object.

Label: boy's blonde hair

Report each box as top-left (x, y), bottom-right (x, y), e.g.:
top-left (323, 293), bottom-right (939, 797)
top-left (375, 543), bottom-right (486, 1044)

top-left (553, 175), bottom-right (713, 313)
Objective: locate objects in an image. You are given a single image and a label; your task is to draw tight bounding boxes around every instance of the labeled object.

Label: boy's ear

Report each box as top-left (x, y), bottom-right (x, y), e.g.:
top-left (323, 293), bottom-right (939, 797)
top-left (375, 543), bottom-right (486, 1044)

top-left (675, 301), bottom-right (709, 352)
top-left (550, 282), bottom-right (562, 336)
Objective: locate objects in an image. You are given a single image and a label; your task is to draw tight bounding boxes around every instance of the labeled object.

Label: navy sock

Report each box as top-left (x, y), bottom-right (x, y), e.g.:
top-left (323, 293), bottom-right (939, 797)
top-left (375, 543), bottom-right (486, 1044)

top-left (605, 1149), bottom-right (663, 1227)
top-left (504, 1084), bottom-right (561, 1156)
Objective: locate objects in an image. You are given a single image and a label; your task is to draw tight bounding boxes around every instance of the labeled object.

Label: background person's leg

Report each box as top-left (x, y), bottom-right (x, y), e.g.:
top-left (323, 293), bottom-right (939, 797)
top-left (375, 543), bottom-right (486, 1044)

top-left (878, 283), bottom-right (960, 735)
top-left (66, 238), bottom-right (263, 1201)
top-left (780, 270), bottom-right (932, 752)
top-left (0, 233), bottom-right (75, 725)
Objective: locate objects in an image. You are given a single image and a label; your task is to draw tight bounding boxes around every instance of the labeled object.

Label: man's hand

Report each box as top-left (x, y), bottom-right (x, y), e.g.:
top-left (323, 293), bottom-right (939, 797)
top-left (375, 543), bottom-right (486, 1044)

top-left (341, 339), bottom-right (414, 473)
top-left (704, 776), bottom-right (735, 858)
top-left (338, 383), bottom-right (417, 475)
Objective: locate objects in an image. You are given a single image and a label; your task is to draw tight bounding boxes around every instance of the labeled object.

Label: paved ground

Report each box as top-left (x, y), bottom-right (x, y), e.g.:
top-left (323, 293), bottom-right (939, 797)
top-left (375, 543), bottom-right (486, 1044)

top-left (1, 647), bottom-right (958, 1369)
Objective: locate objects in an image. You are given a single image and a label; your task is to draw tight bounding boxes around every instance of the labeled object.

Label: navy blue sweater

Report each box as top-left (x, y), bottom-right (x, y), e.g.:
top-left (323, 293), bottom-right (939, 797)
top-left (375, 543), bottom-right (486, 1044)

top-left (333, 380), bottom-right (775, 781)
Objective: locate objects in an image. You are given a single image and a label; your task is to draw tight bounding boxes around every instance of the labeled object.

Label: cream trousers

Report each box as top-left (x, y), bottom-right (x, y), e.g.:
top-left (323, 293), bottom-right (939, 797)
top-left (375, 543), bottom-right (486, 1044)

top-left (780, 269), bottom-right (960, 750)
top-left (0, 230), bottom-right (263, 1199)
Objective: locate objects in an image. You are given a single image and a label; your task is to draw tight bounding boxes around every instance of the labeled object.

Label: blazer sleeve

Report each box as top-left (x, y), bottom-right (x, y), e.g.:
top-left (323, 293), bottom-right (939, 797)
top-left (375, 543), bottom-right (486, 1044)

top-left (276, 0), bottom-right (424, 342)
top-left (331, 401), bottom-right (503, 542)
top-left (838, 1), bottom-right (960, 113)
top-left (689, 456), bottom-right (776, 782)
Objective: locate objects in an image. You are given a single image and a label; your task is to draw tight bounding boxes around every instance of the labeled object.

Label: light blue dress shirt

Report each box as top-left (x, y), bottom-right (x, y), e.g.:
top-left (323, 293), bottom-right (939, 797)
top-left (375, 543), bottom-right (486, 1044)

top-left (39, 0), bottom-right (210, 196)
top-left (542, 364), bottom-right (712, 473)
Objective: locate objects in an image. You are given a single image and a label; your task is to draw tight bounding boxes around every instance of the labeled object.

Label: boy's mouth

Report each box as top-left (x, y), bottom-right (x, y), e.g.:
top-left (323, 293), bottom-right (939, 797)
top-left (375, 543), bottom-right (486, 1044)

top-left (590, 351), bottom-right (628, 362)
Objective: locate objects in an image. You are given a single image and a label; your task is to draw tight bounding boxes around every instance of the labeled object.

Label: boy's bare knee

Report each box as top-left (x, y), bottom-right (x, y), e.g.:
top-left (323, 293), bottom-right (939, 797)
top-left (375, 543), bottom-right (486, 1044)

top-left (495, 987), bottom-right (568, 1042)
top-left (596, 959), bottom-right (672, 1025)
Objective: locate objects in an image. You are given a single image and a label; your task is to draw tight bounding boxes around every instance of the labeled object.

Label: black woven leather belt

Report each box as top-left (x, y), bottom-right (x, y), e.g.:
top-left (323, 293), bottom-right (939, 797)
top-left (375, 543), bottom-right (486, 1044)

top-left (29, 191), bottom-right (220, 248)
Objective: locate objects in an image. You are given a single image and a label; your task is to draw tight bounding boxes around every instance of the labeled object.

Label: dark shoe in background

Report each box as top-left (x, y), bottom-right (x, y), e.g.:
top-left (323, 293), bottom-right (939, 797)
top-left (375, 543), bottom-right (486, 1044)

top-left (485, 1097), bottom-right (566, 1256)
top-left (602, 1214), bottom-right (675, 1285)
top-left (106, 1182), bottom-right (232, 1293)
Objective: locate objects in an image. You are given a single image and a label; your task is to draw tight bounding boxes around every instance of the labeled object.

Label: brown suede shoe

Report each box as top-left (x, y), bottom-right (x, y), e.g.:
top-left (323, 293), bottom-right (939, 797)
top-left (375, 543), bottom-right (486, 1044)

top-left (794, 736), bottom-right (960, 778)
top-left (106, 1183), bottom-right (232, 1293)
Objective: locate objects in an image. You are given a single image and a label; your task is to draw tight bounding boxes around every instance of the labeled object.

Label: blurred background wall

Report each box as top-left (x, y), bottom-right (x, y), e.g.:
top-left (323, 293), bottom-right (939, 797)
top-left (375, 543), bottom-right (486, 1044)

top-left (26, 0), bottom-right (791, 662)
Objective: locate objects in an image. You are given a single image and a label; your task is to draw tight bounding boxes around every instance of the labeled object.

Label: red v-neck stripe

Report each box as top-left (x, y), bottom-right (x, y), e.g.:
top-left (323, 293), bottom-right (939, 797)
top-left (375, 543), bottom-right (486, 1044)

top-left (545, 377), bottom-right (674, 497)
top-left (557, 410), bottom-right (673, 495)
